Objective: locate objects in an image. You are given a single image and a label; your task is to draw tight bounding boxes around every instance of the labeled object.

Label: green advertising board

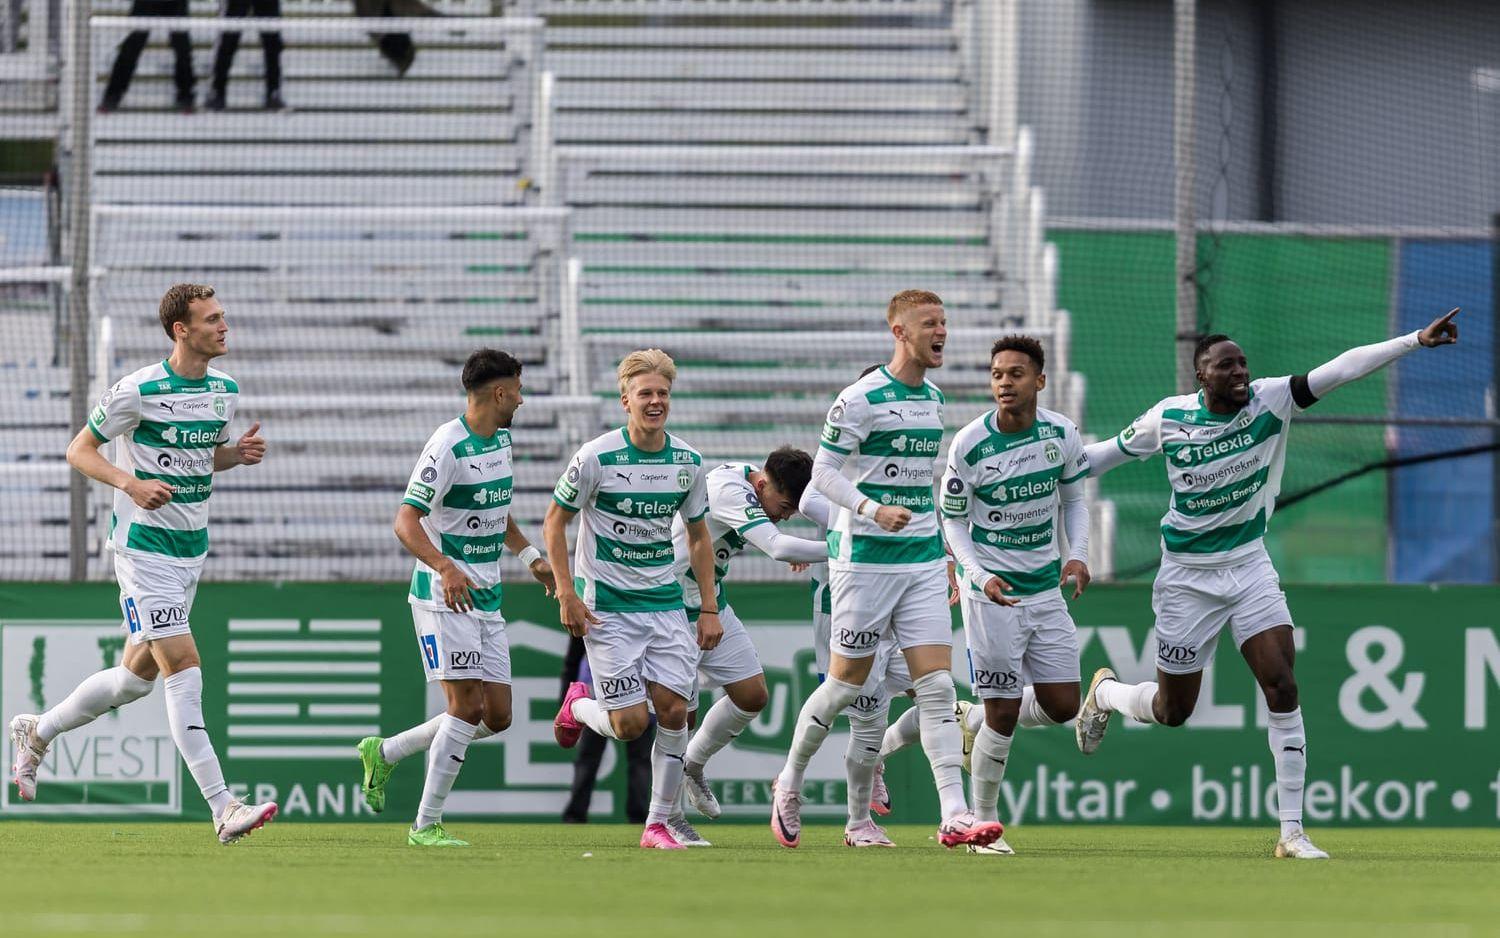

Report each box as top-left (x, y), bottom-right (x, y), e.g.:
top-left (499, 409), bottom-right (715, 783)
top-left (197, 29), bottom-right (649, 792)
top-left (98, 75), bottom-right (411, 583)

top-left (2, 582), bottom-right (1498, 827)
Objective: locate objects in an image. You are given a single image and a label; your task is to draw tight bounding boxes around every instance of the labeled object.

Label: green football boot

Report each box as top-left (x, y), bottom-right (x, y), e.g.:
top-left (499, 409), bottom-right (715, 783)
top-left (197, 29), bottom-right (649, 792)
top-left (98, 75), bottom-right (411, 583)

top-left (408, 823), bottom-right (469, 847)
top-left (357, 736), bottom-right (396, 813)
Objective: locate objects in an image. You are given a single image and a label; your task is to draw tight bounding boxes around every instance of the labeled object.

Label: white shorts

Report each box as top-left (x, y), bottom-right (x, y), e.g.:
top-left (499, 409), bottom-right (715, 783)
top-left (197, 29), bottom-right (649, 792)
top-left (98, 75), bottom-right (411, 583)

top-left (584, 608), bottom-right (697, 710)
top-left (115, 550), bottom-right (200, 645)
top-left (1152, 553), bottom-right (1293, 675)
top-left (961, 589), bottom-right (1079, 699)
top-left (692, 604), bottom-right (763, 695)
top-left (828, 565), bottom-right (953, 659)
top-left (814, 610), bottom-right (913, 718)
top-left (411, 606), bottom-right (511, 684)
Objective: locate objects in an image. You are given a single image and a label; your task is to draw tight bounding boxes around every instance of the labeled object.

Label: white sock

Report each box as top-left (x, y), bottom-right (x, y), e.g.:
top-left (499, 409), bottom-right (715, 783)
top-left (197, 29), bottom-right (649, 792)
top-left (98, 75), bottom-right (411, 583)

top-left (35, 666), bottom-right (153, 744)
top-left (912, 671), bottom-right (968, 820)
top-left (1267, 707), bottom-right (1307, 838)
top-left (685, 696), bottom-right (756, 773)
top-left (646, 724), bottom-right (689, 825)
top-left (415, 714), bottom-right (478, 828)
top-left (163, 668), bottom-right (232, 818)
top-left (1017, 686), bottom-right (1058, 728)
top-left (571, 697), bottom-right (619, 739)
top-left (382, 713), bottom-right (496, 764)
top-left (964, 700), bottom-right (985, 733)
top-left (877, 704), bottom-right (921, 761)
top-left (778, 677), bottom-right (861, 791)
top-left (1095, 678), bottom-right (1160, 724)
top-left (969, 724), bottom-right (1013, 823)
top-left (845, 712), bottom-right (885, 826)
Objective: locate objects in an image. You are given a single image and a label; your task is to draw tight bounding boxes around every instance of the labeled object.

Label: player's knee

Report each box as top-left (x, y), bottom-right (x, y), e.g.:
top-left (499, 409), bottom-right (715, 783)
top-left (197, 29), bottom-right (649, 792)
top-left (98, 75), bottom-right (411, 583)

top-left (1157, 699), bottom-right (1194, 727)
top-left (912, 669), bottom-right (956, 709)
top-left (1259, 671), bottom-right (1299, 712)
top-left (734, 684), bottom-right (769, 713)
top-left (481, 705), bottom-right (512, 734)
top-left (987, 710), bottom-right (1019, 736)
top-left (611, 711), bottom-right (649, 741)
top-left (655, 697), bottom-right (688, 729)
top-left (1043, 693), bottom-right (1081, 724)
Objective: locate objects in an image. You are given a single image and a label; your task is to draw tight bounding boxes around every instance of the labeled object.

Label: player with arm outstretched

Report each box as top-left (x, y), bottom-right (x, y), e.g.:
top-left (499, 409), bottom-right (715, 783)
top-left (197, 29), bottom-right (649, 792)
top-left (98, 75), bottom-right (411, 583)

top-left (353, 349), bottom-right (556, 843)
top-left (8, 284), bottom-right (275, 844)
top-left (665, 448), bottom-right (827, 845)
top-left (770, 289), bottom-right (1002, 851)
top-left (546, 349), bottom-right (721, 850)
top-left (1073, 309), bottom-right (1460, 860)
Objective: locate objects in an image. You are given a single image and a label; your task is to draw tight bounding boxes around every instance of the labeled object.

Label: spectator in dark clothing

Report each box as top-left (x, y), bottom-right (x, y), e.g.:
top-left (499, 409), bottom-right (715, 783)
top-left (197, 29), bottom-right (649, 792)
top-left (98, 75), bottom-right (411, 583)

top-left (353, 0), bottom-right (440, 77)
top-left (206, 0), bottom-right (286, 111)
top-left (559, 637), bottom-right (653, 824)
top-left (98, 0), bottom-right (196, 113)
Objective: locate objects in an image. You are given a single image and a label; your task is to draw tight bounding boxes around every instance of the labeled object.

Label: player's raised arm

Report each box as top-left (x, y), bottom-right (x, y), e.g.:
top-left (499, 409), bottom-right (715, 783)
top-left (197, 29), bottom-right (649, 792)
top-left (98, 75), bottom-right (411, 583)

top-left (1291, 307), bottom-right (1460, 409)
top-left (214, 421), bottom-right (265, 471)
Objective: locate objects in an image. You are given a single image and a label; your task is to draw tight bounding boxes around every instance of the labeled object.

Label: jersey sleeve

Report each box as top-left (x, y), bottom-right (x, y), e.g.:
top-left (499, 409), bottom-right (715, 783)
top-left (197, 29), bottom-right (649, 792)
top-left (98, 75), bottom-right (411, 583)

top-left (939, 438), bottom-right (977, 520)
top-left (552, 447), bottom-right (598, 512)
top-left (86, 378), bottom-right (141, 442)
top-left (709, 472), bottom-right (770, 534)
top-left (402, 439), bottom-right (452, 515)
top-left (1253, 376), bottom-right (1299, 419)
top-left (798, 484), bottom-right (833, 530)
top-left (818, 392), bottom-right (870, 456)
top-left (1060, 422), bottom-right (1091, 485)
top-left (681, 462), bottom-right (710, 523)
top-left (1114, 401), bottom-right (1166, 460)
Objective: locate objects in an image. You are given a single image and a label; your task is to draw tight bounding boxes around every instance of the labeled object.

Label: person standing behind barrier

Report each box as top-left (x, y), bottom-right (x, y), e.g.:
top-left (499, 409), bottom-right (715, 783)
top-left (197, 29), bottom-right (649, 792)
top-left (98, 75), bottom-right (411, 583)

top-left (98, 0), bottom-right (197, 114)
top-left (354, 0), bottom-right (440, 78)
top-left (206, 0), bottom-right (286, 111)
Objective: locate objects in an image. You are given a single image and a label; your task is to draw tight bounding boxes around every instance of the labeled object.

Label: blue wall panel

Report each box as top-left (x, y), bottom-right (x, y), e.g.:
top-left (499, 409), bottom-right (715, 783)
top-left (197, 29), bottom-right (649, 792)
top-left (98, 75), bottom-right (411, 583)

top-left (1392, 240), bottom-right (1495, 582)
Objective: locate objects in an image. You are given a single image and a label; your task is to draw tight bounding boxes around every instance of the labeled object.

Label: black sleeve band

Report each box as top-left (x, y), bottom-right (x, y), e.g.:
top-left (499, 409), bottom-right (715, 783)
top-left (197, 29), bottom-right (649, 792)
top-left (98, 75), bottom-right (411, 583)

top-left (1290, 374), bottom-right (1319, 410)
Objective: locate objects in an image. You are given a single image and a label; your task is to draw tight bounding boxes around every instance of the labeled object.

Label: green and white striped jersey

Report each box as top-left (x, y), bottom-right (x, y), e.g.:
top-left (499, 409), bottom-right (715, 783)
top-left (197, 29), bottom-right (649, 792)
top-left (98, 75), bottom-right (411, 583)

top-left (88, 360), bottom-right (237, 566)
top-left (818, 366), bottom-right (946, 572)
top-left (671, 462), bottom-right (771, 614)
top-left (553, 428), bottom-right (709, 613)
top-left (1116, 377), bottom-right (1299, 567)
top-left (401, 416), bottom-right (514, 619)
top-left (941, 407), bottom-right (1090, 601)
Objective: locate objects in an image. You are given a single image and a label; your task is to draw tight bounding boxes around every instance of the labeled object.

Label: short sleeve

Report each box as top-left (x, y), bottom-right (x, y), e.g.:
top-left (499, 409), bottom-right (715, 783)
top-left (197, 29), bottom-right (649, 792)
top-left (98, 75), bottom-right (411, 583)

top-left (681, 463), bottom-right (710, 523)
top-left (1060, 424), bottom-right (1091, 485)
top-left (940, 445), bottom-right (975, 519)
top-left (552, 448), bottom-right (597, 512)
top-left (819, 393), bottom-right (869, 456)
top-left (87, 379), bottom-right (141, 443)
top-left (402, 441), bottom-right (451, 514)
top-left (1115, 402), bottom-right (1166, 460)
top-left (710, 472), bottom-right (770, 534)
top-left (1253, 376), bottom-right (1299, 419)
top-left (215, 396), bottom-right (235, 445)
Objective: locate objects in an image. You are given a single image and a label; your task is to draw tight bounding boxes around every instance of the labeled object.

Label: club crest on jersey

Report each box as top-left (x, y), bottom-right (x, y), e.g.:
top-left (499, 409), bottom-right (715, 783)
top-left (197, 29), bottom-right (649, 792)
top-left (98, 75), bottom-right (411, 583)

top-left (677, 468), bottom-right (693, 491)
top-left (212, 397), bottom-right (226, 418)
top-left (1044, 442), bottom-right (1061, 464)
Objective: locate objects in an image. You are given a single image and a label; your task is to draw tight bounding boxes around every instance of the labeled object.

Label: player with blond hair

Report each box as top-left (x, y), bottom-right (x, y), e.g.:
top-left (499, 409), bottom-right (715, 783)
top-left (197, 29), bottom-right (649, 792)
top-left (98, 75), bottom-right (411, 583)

top-left (771, 290), bottom-right (1003, 850)
top-left (546, 349), bottom-right (722, 850)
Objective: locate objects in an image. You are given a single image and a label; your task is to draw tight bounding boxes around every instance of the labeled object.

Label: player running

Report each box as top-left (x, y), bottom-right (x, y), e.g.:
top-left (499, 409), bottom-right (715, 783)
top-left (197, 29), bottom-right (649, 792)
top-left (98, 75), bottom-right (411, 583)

top-left (938, 335), bottom-right (1092, 854)
top-left (1074, 309), bottom-right (1461, 860)
top-left (547, 349), bottom-right (722, 850)
top-left (8, 283), bottom-right (275, 843)
top-left (669, 448), bottom-right (828, 845)
top-left (354, 349), bottom-right (556, 845)
top-left (771, 289), bottom-right (1002, 851)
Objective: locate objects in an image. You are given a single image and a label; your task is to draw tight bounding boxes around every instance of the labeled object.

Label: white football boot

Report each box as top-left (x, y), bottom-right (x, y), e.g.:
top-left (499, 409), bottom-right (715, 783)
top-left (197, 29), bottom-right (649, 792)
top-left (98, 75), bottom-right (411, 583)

top-left (8, 714), bottom-right (45, 802)
top-left (1274, 829), bottom-right (1329, 860)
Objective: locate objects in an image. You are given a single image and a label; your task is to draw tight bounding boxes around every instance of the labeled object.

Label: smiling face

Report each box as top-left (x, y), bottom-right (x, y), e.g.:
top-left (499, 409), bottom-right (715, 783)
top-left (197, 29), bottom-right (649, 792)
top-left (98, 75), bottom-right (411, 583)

top-left (893, 303), bottom-right (948, 370)
top-left (991, 348), bottom-right (1045, 415)
top-left (176, 297), bottom-right (228, 359)
top-left (621, 371), bottom-right (672, 435)
top-left (1196, 339), bottom-right (1251, 409)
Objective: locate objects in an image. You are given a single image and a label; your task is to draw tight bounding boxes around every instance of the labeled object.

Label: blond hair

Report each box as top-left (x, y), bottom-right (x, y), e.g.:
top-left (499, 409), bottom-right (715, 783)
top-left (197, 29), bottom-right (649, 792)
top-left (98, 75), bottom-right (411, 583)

top-left (617, 348), bottom-right (677, 395)
top-left (159, 283), bottom-right (217, 339)
top-left (886, 289), bottom-right (944, 324)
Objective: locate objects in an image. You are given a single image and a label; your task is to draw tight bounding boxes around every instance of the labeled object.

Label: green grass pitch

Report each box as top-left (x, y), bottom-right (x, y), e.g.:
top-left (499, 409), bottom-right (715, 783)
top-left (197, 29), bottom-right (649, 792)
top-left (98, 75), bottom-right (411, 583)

top-left (1, 823), bottom-right (1498, 937)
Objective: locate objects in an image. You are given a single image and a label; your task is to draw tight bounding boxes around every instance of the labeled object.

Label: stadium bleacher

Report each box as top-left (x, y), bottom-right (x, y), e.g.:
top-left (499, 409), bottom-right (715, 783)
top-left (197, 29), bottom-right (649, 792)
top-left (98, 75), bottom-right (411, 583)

top-left (1, 0), bottom-right (1107, 581)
